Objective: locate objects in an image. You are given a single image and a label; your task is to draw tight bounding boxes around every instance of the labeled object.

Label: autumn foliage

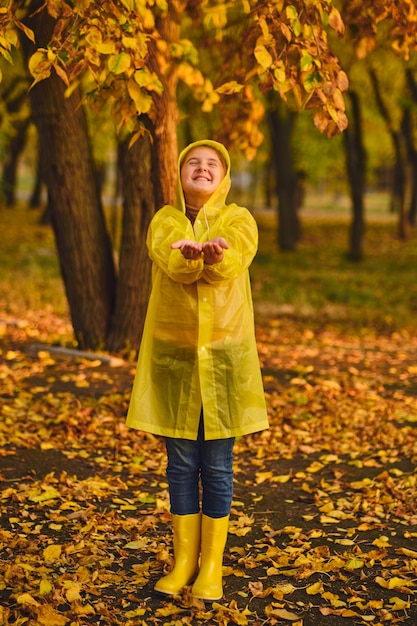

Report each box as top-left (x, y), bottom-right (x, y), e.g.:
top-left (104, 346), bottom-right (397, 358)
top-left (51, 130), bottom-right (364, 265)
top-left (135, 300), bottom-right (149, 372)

top-left (0, 0), bottom-right (415, 160)
top-left (0, 0), bottom-right (414, 153)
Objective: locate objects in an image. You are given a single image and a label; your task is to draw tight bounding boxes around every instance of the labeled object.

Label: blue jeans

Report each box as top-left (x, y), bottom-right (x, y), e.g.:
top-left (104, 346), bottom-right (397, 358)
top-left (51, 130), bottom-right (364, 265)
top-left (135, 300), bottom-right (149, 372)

top-left (165, 419), bottom-right (234, 518)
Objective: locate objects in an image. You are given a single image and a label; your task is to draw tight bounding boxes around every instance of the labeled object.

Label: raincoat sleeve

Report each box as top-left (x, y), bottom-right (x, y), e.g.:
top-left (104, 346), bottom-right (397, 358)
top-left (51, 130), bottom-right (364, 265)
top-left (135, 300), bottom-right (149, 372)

top-left (203, 205), bottom-right (258, 283)
top-left (147, 206), bottom-right (204, 284)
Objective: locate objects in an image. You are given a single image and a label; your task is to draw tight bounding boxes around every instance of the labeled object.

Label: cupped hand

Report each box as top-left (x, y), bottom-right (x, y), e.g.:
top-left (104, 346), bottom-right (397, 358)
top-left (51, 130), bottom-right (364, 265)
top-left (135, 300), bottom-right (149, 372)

top-left (171, 239), bottom-right (203, 260)
top-left (202, 237), bottom-right (229, 265)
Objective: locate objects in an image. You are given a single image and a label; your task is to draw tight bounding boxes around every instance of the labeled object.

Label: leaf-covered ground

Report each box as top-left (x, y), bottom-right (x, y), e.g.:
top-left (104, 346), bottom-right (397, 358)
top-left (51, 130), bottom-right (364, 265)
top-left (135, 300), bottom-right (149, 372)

top-left (1, 309), bottom-right (417, 626)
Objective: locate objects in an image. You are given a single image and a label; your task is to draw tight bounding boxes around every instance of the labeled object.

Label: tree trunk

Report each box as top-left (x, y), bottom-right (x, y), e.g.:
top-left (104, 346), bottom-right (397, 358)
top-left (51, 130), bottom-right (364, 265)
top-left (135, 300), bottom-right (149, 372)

top-left (148, 10), bottom-right (181, 207)
top-left (390, 128), bottom-right (408, 240)
top-left (107, 131), bottom-right (156, 354)
top-left (407, 155), bottom-right (417, 226)
top-left (343, 90), bottom-right (366, 261)
top-left (267, 102), bottom-right (300, 251)
top-left (1, 78), bottom-right (31, 206)
top-left (20, 1), bottom-right (182, 353)
top-left (2, 119), bottom-right (30, 206)
top-left (369, 68), bottom-right (408, 240)
top-left (22, 3), bottom-right (116, 349)
top-left (404, 69), bottom-right (417, 225)
top-left (30, 148), bottom-right (44, 209)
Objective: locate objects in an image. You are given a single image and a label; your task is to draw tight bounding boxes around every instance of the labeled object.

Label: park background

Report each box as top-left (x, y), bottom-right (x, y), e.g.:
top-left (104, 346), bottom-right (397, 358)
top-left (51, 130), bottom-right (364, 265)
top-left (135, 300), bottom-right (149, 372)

top-left (1, 2), bottom-right (417, 625)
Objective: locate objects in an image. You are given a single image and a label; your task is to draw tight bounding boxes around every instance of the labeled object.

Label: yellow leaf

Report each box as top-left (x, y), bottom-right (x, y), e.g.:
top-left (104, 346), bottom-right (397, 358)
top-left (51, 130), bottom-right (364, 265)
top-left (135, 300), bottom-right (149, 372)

top-left (273, 474), bottom-right (291, 483)
top-left (372, 536), bottom-right (391, 548)
top-left (320, 515), bottom-right (340, 524)
top-left (17, 592), bottom-right (40, 607)
top-left (397, 547), bottom-right (417, 558)
top-left (28, 49), bottom-right (48, 75)
top-left (28, 48), bottom-right (52, 87)
top-left (36, 604), bottom-right (69, 625)
top-left (321, 379), bottom-right (341, 390)
top-left (256, 471), bottom-right (273, 484)
top-left (108, 52), bottom-right (131, 74)
top-left (54, 58), bottom-right (69, 85)
top-left (203, 5), bottom-right (228, 29)
top-left (127, 80), bottom-right (152, 114)
top-left (328, 6), bottom-right (344, 35)
top-left (122, 35), bottom-right (140, 50)
top-left (155, 603), bottom-right (187, 617)
top-left (389, 596), bottom-right (411, 610)
top-left (156, 497), bottom-right (170, 510)
top-left (229, 525), bottom-right (253, 537)
top-left (39, 579), bottom-right (53, 596)
top-left (73, 602), bottom-right (95, 616)
top-left (125, 538), bottom-right (149, 550)
top-left (254, 44), bottom-right (273, 70)
top-left (341, 609), bottom-right (361, 617)
top-left (375, 576), bottom-right (388, 589)
top-left (265, 606), bottom-right (301, 621)
top-left (64, 581), bottom-right (82, 603)
top-left (125, 607), bottom-right (147, 618)
top-left (322, 591), bottom-right (346, 607)
top-left (281, 22), bottom-right (292, 42)
top-left (134, 69), bottom-right (163, 93)
top-left (216, 81), bottom-right (244, 95)
top-left (271, 583), bottom-right (296, 599)
top-left (386, 577), bottom-right (415, 589)
top-left (43, 544), bottom-right (62, 563)
top-left (306, 581), bottom-right (324, 595)
top-left (30, 487), bottom-right (61, 503)
top-left (14, 18), bottom-right (35, 43)
top-left (96, 41), bottom-right (117, 54)
top-left (345, 558), bottom-right (364, 570)
top-left (306, 461), bottom-right (324, 473)
top-left (201, 89), bottom-right (220, 112)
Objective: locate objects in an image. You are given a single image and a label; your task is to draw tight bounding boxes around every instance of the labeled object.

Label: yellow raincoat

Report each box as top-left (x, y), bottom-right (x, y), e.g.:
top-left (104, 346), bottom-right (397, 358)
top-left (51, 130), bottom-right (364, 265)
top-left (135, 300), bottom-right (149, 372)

top-left (126, 140), bottom-right (268, 440)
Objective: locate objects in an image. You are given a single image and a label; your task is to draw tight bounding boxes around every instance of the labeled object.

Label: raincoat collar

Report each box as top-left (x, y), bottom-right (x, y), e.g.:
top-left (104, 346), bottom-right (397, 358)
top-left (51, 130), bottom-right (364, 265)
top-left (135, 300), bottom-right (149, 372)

top-left (176, 140), bottom-right (231, 214)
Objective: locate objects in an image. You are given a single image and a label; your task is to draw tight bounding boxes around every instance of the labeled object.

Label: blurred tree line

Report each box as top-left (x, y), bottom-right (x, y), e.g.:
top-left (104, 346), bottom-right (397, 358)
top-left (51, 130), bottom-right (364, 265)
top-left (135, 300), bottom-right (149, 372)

top-left (0, 1), bottom-right (416, 353)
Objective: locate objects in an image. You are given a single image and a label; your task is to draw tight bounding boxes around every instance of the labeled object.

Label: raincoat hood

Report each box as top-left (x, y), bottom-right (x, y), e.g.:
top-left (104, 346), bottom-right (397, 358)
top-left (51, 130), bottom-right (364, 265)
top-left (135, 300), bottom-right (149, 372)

top-left (175, 140), bottom-right (232, 214)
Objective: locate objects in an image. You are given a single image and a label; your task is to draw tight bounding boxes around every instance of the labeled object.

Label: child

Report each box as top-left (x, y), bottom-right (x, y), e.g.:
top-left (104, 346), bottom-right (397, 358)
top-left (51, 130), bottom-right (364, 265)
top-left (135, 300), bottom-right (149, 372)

top-left (126, 139), bottom-right (268, 600)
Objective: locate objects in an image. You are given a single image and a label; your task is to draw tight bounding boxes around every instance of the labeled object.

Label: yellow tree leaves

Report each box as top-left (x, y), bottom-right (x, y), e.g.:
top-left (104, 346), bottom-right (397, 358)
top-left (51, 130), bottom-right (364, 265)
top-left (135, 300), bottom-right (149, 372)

top-left (241, 0), bottom-right (350, 135)
top-left (342, 0), bottom-right (417, 60)
top-left (1, 0), bottom-right (416, 150)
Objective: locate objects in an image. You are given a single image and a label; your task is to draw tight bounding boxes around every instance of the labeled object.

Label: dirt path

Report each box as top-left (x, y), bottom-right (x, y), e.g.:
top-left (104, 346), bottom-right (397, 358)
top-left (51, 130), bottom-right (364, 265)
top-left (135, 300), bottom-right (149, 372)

top-left (1, 317), bottom-right (417, 625)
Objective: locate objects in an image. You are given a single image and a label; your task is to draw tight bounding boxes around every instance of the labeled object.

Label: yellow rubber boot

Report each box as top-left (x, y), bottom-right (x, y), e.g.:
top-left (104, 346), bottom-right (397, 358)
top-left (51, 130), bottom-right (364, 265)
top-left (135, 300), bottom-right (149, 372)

top-left (191, 514), bottom-right (229, 601)
top-left (154, 512), bottom-right (201, 596)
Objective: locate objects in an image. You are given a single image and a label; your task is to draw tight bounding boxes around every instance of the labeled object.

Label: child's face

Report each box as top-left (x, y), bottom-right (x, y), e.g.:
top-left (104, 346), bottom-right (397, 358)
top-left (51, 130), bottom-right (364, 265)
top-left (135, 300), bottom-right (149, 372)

top-left (180, 146), bottom-right (226, 205)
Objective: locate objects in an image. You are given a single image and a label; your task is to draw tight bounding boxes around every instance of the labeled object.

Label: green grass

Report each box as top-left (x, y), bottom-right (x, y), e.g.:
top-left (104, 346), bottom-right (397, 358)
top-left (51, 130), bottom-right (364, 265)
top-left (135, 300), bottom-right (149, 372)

top-left (251, 212), bottom-right (417, 335)
top-left (1, 202), bottom-right (416, 339)
top-left (0, 204), bottom-right (68, 318)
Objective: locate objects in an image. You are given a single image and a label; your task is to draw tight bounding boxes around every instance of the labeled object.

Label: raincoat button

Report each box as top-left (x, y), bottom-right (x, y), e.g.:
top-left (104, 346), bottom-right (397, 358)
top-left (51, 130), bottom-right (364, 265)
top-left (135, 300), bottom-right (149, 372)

top-left (201, 346), bottom-right (206, 351)
top-left (202, 297), bottom-right (207, 302)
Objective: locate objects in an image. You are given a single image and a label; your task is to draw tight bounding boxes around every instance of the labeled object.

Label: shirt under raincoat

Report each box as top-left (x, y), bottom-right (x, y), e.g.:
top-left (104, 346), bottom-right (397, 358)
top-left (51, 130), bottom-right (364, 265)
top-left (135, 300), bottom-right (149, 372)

top-left (126, 140), bottom-right (269, 440)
